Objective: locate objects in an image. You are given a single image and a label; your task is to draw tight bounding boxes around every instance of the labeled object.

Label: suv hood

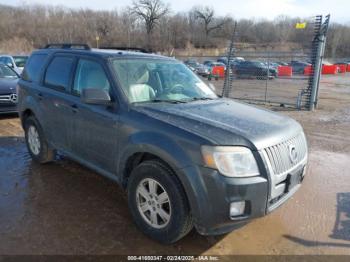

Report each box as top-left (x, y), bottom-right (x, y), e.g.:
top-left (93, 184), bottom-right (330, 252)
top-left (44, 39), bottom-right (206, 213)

top-left (135, 98), bottom-right (302, 150)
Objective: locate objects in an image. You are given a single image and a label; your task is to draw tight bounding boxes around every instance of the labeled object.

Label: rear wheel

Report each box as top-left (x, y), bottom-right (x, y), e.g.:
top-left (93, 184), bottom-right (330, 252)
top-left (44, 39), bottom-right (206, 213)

top-left (127, 160), bottom-right (193, 244)
top-left (24, 116), bottom-right (55, 163)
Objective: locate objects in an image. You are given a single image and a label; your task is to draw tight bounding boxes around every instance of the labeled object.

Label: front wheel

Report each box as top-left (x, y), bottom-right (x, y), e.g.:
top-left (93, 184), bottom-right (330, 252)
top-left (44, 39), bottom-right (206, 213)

top-left (127, 160), bottom-right (193, 244)
top-left (24, 116), bottom-right (55, 163)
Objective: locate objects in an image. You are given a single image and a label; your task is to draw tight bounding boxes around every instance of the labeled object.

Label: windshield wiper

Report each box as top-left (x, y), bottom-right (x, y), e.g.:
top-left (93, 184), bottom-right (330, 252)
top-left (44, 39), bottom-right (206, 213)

top-left (136, 99), bottom-right (188, 104)
top-left (188, 97), bottom-right (215, 102)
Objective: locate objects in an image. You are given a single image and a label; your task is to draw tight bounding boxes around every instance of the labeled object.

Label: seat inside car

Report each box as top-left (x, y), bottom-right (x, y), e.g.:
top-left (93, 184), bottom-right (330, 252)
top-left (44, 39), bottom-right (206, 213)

top-left (128, 68), bottom-right (155, 103)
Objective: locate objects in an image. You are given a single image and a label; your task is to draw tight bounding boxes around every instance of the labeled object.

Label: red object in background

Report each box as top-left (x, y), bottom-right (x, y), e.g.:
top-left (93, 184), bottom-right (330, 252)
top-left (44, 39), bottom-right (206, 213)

top-left (336, 64), bottom-right (346, 73)
top-left (211, 66), bottom-right (225, 78)
top-left (322, 65), bottom-right (338, 74)
top-left (277, 66), bottom-right (292, 77)
top-left (346, 64), bottom-right (350, 72)
top-left (304, 65), bottom-right (313, 75)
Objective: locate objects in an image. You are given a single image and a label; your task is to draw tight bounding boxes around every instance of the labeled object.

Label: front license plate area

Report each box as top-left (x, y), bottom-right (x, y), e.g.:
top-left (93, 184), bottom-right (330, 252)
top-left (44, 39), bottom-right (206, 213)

top-left (286, 167), bottom-right (304, 192)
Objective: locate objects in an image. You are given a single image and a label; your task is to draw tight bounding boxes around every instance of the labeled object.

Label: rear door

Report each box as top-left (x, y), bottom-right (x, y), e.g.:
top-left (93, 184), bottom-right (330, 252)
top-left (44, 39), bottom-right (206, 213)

top-left (69, 57), bottom-right (119, 173)
top-left (40, 55), bottom-right (76, 152)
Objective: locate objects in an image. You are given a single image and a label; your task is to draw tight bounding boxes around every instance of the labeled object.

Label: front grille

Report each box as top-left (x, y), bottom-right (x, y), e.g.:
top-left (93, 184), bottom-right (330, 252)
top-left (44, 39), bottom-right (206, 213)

top-left (263, 132), bottom-right (307, 176)
top-left (0, 94), bottom-right (17, 104)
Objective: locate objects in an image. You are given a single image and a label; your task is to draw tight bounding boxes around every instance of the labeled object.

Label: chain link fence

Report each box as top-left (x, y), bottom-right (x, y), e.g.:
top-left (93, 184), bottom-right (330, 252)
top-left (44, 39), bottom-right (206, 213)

top-left (176, 15), bottom-right (330, 110)
top-left (177, 53), bottom-right (310, 108)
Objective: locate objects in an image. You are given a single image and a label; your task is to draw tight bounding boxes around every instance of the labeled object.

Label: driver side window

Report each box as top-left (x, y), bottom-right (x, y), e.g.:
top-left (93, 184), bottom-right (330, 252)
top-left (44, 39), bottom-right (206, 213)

top-left (73, 59), bottom-right (110, 96)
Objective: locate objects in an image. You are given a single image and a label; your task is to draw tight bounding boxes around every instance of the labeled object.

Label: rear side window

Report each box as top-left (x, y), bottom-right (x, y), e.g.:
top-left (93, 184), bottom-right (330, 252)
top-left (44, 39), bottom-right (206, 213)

top-left (22, 54), bottom-right (48, 82)
top-left (44, 56), bottom-right (74, 91)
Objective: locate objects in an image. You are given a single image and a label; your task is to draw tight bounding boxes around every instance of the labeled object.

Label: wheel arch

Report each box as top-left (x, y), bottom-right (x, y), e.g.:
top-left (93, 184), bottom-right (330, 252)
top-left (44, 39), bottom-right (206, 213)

top-left (120, 148), bottom-right (186, 189)
top-left (20, 108), bottom-right (35, 128)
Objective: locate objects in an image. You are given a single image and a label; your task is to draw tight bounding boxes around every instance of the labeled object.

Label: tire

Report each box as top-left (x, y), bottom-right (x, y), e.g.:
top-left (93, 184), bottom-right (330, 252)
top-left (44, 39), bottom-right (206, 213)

top-left (127, 160), bottom-right (193, 244)
top-left (24, 116), bottom-right (55, 163)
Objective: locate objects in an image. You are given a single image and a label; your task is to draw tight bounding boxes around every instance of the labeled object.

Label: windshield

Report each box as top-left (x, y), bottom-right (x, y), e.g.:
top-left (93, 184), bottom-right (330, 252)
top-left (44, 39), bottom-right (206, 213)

top-left (0, 64), bottom-right (18, 78)
top-left (13, 56), bottom-right (28, 68)
top-left (112, 58), bottom-right (217, 103)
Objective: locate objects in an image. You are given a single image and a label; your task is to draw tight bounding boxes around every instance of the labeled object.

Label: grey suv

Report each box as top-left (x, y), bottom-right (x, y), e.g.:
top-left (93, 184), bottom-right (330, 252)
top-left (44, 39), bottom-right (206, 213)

top-left (17, 44), bottom-right (308, 243)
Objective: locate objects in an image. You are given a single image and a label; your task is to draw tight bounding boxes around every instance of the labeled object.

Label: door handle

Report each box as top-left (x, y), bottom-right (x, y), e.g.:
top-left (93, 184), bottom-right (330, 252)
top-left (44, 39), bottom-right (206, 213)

top-left (37, 92), bottom-right (43, 101)
top-left (71, 104), bottom-right (78, 113)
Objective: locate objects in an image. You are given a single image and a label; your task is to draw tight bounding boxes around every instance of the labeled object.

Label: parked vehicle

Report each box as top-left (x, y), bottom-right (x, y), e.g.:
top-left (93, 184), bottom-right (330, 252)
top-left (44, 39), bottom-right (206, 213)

top-left (18, 44), bottom-right (308, 244)
top-left (0, 55), bottom-right (28, 74)
top-left (184, 60), bottom-right (210, 76)
top-left (217, 57), bottom-right (245, 65)
top-left (184, 59), bottom-right (198, 68)
top-left (264, 62), bottom-right (280, 70)
top-left (0, 63), bottom-right (19, 114)
top-left (235, 61), bottom-right (277, 78)
top-left (195, 64), bottom-right (211, 76)
top-left (289, 61), bottom-right (310, 74)
top-left (335, 61), bottom-right (350, 65)
top-left (203, 60), bottom-right (214, 66)
top-left (335, 62), bottom-right (350, 72)
top-left (203, 61), bottom-right (227, 74)
top-left (276, 62), bottom-right (289, 66)
top-left (204, 61), bottom-right (226, 68)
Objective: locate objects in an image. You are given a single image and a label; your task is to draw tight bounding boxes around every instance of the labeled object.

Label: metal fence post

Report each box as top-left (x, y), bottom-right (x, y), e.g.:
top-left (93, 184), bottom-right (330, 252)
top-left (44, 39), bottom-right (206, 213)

top-left (314, 17), bottom-right (330, 109)
top-left (222, 22), bottom-right (237, 98)
top-left (309, 15), bottom-right (330, 111)
top-left (309, 34), bottom-right (324, 111)
top-left (265, 51), bottom-right (270, 103)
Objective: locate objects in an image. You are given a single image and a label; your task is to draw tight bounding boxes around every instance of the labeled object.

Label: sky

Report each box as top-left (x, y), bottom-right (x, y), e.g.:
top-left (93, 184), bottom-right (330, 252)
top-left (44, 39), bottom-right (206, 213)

top-left (2, 0), bottom-right (350, 24)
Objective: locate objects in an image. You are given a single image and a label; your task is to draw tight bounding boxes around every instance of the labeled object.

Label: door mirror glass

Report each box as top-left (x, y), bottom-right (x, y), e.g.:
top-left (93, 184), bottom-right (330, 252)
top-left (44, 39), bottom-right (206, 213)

top-left (81, 88), bottom-right (111, 105)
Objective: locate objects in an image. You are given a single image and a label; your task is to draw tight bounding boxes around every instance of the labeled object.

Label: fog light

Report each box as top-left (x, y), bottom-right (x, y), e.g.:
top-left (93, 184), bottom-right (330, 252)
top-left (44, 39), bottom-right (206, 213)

top-left (230, 201), bottom-right (245, 218)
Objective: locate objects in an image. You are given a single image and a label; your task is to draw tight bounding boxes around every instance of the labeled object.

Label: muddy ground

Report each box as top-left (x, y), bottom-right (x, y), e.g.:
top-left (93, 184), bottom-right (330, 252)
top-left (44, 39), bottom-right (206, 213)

top-left (0, 74), bottom-right (350, 255)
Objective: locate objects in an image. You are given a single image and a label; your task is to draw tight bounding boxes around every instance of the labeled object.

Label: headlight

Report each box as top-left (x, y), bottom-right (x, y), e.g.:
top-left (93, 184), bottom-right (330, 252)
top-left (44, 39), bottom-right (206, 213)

top-left (201, 146), bottom-right (259, 177)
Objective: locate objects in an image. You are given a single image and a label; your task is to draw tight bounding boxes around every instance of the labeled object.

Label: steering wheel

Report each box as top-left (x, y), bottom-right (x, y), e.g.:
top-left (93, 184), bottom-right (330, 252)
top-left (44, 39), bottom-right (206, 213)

top-left (168, 84), bottom-right (185, 94)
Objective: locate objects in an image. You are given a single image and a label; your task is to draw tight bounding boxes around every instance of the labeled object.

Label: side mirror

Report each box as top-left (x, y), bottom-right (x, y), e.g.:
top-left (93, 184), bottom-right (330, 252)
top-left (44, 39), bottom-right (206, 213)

top-left (81, 88), bottom-right (111, 105)
top-left (7, 62), bottom-right (14, 68)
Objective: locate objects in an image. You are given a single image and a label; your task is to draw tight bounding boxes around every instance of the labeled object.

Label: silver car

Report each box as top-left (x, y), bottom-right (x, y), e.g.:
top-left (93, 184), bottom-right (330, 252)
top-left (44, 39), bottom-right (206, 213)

top-left (0, 55), bottom-right (28, 75)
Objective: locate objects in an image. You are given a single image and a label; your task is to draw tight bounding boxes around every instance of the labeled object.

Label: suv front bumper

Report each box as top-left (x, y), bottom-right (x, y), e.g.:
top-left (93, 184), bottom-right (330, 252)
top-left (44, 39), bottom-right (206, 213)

top-left (179, 163), bottom-right (305, 236)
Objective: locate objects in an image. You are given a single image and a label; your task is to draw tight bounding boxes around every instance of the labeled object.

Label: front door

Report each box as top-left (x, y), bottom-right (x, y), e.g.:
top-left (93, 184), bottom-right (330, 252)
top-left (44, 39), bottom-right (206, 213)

top-left (69, 58), bottom-right (119, 173)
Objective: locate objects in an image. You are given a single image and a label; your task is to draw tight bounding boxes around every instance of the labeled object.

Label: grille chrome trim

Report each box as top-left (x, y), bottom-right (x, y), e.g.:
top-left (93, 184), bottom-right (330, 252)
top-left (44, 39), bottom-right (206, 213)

top-left (260, 132), bottom-right (308, 200)
top-left (263, 132), bottom-right (307, 176)
top-left (0, 94), bottom-right (17, 103)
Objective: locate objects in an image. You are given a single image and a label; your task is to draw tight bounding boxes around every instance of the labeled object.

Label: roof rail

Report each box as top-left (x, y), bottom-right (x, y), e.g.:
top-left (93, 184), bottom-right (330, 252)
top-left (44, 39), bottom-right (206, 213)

top-left (99, 47), bottom-right (150, 53)
top-left (44, 43), bottom-right (91, 50)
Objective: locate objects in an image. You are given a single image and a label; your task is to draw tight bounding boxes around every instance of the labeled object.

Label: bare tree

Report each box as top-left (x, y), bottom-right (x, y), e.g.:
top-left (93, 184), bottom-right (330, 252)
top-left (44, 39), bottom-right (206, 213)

top-left (1, 3), bottom-right (350, 58)
top-left (193, 6), bottom-right (226, 38)
top-left (131, 0), bottom-right (169, 49)
top-left (120, 8), bottom-right (137, 47)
